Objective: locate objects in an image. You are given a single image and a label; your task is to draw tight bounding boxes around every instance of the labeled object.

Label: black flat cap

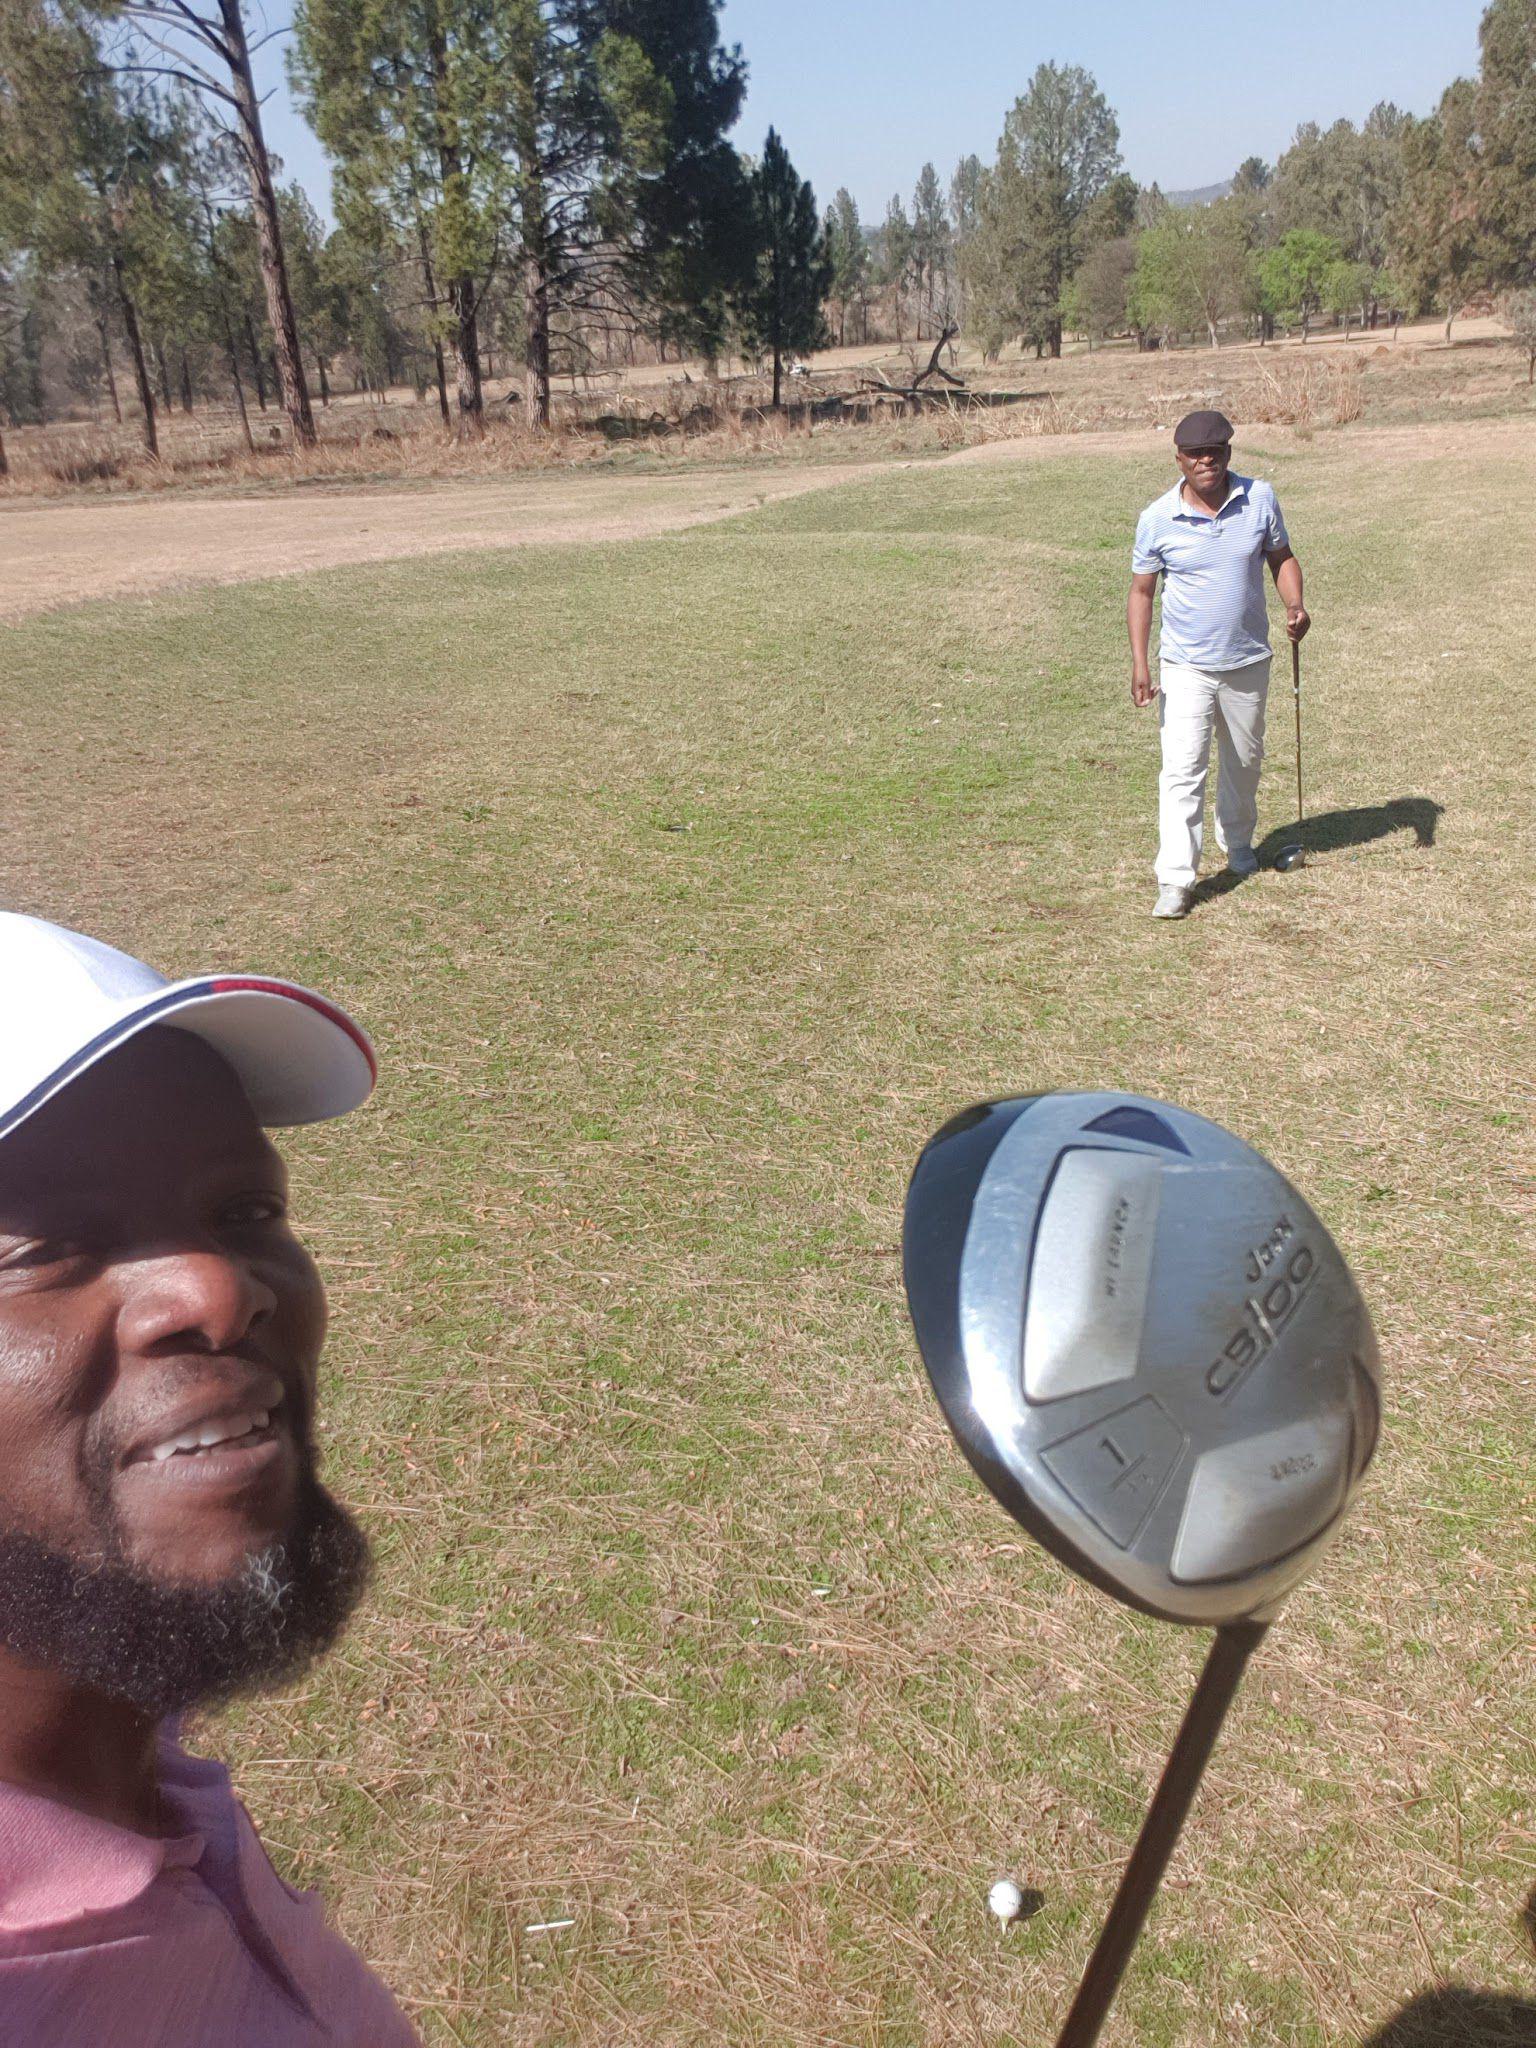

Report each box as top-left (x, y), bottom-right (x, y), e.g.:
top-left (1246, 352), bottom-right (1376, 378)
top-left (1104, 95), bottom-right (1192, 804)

top-left (1173, 409), bottom-right (1234, 447)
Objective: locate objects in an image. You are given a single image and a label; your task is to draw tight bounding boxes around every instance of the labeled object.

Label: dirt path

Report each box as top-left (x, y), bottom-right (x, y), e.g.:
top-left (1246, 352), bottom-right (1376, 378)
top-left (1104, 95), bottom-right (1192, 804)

top-left (0, 461), bottom-right (906, 624)
top-left (0, 427), bottom-right (1185, 624)
top-left (8, 415), bottom-right (1526, 626)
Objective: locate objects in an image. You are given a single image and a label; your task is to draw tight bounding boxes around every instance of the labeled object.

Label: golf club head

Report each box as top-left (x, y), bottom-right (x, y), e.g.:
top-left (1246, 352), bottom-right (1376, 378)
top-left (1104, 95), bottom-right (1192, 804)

top-left (903, 1093), bottom-right (1379, 1626)
top-left (1275, 844), bottom-right (1306, 872)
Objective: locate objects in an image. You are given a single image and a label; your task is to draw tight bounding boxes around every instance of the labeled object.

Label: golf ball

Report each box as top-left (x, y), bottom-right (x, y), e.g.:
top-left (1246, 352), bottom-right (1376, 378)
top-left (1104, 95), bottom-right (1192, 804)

top-left (988, 1879), bottom-right (1025, 1923)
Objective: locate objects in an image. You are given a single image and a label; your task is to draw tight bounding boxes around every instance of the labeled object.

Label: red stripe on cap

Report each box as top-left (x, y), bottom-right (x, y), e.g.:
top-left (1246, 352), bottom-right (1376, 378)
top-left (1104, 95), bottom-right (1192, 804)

top-left (206, 978), bottom-right (378, 1079)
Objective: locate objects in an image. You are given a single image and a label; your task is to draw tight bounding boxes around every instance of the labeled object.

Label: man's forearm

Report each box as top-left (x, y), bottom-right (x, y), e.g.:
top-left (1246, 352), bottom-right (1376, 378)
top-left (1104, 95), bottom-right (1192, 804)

top-left (1274, 555), bottom-right (1304, 613)
top-left (1127, 589), bottom-right (1154, 672)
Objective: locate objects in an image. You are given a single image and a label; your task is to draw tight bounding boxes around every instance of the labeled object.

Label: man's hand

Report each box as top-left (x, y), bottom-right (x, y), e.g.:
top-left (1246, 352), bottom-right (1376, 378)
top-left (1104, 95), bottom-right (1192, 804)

top-left (1285, 604), bottom-right (1311, 643)
top-left (1131, 668), bottom-right (1158, 707)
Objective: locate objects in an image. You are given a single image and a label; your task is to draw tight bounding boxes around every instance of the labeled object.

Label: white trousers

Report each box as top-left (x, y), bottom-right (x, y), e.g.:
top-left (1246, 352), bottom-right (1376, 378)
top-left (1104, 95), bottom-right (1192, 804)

top-left (1155, 656), bottom-right (1271, 887)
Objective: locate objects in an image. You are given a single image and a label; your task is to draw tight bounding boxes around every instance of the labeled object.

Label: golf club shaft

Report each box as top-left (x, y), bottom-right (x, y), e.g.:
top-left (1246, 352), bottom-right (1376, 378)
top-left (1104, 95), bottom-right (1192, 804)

top-left (1292, 639), bottom-right (1304, 831)
top-left (1053, 1620), bottom-right (1270, 2048)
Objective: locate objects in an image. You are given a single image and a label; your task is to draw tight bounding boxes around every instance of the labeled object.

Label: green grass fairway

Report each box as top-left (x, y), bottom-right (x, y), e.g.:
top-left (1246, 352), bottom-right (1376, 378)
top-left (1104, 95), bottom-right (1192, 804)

top-left (4, 423), bottom-right (1534, 2046)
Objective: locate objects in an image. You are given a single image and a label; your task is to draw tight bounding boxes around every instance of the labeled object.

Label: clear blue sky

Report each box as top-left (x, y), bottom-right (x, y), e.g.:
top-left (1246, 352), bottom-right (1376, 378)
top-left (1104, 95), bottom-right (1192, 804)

top-left (257, 0), bottom-right (1489, 227)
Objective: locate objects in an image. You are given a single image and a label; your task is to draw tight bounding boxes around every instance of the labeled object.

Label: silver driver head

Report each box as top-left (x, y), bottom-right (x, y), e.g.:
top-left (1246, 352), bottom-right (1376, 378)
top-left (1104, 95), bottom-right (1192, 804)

top-left (1275, 844), bottom-right (1306, 871)
top-left (903, 1092), bottom-right (1380, 1625)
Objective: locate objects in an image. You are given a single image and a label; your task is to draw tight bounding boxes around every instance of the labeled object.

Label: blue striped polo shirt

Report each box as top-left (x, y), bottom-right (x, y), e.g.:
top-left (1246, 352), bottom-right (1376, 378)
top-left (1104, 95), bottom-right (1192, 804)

top-left (1132, 472), bottom-right (1290, 671)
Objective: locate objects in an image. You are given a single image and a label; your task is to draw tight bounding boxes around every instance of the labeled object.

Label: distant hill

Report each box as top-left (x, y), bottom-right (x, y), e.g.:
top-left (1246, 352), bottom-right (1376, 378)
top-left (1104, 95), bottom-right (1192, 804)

top-left (1165, 179), bottom-right (1233, 206)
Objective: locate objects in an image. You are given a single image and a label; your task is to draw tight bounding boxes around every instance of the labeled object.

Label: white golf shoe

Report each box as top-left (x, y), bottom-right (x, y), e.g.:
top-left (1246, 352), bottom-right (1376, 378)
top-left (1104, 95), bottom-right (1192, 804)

top-left (1152, 886), bottom-right (1193, 920)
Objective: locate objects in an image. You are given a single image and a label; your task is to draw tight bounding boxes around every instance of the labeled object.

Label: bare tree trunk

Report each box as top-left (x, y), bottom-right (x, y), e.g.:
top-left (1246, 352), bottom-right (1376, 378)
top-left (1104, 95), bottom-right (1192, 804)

top-left (179, 348), bottom-right (194, 412)
top-left (217, 0), bottom-right (315, 446)
top-left (771, 341), bottom-right (782, 409)
top-left (416, 218), bottom-right (450, 426)
top-left (523, 248), bottom-right (551, 429)
top-left (425, 25), bottom-right (485, 438)
top-left (95, 308), bottom-right (122, 422)
top-left (0, 428), bottom-right (8, 479)
top-left (317, 355), bottom-right (330, 406)
top-left (244, 315), bottom-right (268, 408)
top-left (111, 251), bottom-right (158, 457)
top-left (224, 315), bottom-right (254, 450)
top-left (431, 308), bottom-right (452, 422)
top-left (444, 274), bottom-right (484, 434)
top-left (197, 196), bottom-right (254, 450)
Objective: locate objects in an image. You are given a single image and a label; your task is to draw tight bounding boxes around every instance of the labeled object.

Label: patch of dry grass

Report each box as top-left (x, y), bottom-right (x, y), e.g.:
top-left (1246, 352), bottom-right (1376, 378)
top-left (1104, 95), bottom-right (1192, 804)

top-left (6, 319), bottom-right (1531, 501)
top-left (1, 424), bottom-right (1533, 2045)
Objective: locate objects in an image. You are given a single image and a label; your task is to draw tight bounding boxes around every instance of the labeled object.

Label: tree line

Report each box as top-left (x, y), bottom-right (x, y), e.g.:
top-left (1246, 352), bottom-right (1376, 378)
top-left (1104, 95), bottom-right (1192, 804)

top-left (2, 0), bottom-right (1533, 474)
top-left (825, 0), bottom-right (1533, 366)
top-left (0, 0), bottom-right (832, 466)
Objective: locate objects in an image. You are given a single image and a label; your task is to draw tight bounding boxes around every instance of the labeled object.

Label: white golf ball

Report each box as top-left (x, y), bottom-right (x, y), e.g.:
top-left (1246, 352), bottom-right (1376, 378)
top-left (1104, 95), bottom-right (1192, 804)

top-left (988, 1878), bottom-right (1024, 1923)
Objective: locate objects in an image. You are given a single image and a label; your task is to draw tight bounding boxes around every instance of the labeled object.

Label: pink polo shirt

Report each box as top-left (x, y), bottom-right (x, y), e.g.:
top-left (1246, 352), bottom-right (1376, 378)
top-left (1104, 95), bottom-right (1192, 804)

top-left (0, 1733), bottom-right (421, 2046)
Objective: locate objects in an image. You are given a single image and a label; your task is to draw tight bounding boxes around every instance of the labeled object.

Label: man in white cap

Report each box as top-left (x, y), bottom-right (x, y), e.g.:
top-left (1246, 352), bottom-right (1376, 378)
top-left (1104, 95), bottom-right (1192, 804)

top-left (0, 912), bottom-right (419, 2045)
top-left (1128, 409), bottom-right (1310, 919)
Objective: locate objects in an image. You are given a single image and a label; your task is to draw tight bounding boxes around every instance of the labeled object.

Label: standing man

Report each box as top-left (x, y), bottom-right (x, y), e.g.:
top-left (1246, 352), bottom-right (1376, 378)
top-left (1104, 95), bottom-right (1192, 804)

top-left (1128, 410), bottom-right (1309, 919)
top-left (0, 911), bottom-right (420, 2046)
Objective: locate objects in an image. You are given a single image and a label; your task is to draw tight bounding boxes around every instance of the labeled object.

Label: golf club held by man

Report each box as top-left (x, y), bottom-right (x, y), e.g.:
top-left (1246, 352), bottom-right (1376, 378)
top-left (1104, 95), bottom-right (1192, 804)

top-left (0, 911), bottom-right (421, 2046)
top-left (1128, 410), bottom-right (1310, 919)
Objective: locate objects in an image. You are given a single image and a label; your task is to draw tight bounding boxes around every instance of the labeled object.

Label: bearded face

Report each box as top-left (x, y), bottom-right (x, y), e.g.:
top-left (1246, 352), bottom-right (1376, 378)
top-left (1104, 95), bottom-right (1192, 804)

top-left (0, 1028), bottom-right (370, 1715)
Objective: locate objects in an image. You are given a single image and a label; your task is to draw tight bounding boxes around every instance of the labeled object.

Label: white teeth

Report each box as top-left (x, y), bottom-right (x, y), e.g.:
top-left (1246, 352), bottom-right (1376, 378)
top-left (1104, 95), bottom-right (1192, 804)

top-left (145, 1409), bottom-right (271, 1463)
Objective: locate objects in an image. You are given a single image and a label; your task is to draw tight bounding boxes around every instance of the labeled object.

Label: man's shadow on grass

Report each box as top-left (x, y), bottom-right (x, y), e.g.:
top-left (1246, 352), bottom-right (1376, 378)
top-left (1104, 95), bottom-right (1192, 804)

top-left (1190, 796), bottom-right (1443, 906)
top-left (1362, 1989), bottom-right (1536, 2046)
top-left (1361, 1886), bottom-right (1536, 2045)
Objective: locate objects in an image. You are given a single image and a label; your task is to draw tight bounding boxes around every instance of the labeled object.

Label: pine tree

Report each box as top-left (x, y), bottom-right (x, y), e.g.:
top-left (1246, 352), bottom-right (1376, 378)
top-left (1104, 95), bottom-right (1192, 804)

top-left (294, 0), bottom-right (681, 431)
top-left (733, 128), bottom-right (828, 408)
top-left (0, 4), bottom-right (175, 453)
top-left (878, 193), bottom-right (913, 341)
top-left (961, 64), bottom-right (1122, 359)
top-left (824, 188), bottom-right (865, 345)
top-left (949, 155), bottom-right (982, 242)
top-left (910, 161), bottom-right (950, 336)
top-left (994, 62), bottom-right (1122, 358)
top-left (1393, 82), bottom-right (1486, 336)
top-left (84, 0), bottom-right (320, 445)
top-left (611, 0), bottom-right (752, 362)
top-left (1472, 0), bottom-right (1536, 286)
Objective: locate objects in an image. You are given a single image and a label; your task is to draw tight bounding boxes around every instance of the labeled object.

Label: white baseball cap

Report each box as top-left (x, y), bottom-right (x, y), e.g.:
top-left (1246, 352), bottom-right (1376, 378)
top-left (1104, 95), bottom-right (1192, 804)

top-left (0, 912), bottom-right (377, 1144)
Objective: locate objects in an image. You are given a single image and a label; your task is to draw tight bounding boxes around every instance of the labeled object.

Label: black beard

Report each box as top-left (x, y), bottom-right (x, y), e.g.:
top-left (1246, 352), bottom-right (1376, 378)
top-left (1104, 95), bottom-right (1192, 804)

top-left (0, 1479), bottom-right (371, 1717)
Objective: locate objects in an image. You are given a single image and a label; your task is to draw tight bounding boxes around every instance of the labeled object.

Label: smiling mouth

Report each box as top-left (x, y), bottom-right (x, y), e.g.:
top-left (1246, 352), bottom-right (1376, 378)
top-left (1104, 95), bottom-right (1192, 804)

top-left (142, 1408), bottom-right (277, 1463)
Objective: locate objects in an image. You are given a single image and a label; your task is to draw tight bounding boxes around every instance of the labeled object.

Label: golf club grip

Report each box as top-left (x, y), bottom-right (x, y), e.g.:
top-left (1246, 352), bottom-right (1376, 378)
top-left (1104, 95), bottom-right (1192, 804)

top-left (1053, 1620), bottom-right (1270, 2048)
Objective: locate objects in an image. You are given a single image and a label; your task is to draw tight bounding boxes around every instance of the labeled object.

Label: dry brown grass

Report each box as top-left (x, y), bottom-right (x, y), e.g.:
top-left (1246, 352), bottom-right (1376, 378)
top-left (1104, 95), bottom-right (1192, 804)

top-left (961, 344), bottom-right (1365, 443)
top-left (6, 317), bottom-right (1530, 501)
